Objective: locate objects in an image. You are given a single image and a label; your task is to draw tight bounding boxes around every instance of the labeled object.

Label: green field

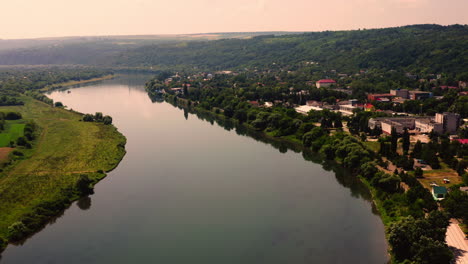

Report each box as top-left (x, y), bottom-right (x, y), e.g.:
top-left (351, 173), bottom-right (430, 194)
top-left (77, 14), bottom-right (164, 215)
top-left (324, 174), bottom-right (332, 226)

top-left (0, 122), bottom-right (25, 147)
top-left (0, 97), bottom-right (126, 243)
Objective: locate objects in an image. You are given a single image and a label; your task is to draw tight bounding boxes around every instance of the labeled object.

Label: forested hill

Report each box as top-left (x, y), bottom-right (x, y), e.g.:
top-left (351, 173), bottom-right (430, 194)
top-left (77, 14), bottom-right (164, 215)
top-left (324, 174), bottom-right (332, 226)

top-left (0, 24), bottom-right (467, 74)
top-left (113, 24), bottom-right (468, 73)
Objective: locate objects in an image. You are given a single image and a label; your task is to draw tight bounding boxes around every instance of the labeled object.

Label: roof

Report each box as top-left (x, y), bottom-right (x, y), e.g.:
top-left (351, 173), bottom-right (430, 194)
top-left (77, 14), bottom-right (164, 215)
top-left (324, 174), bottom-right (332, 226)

top-left (433, 186), bottom-right (448, 195)
top-left (369, 93), bottom-right (394, 97)
top-left (317, 79), bottom-right (336, 83)
top-left (455, 139), bottom-right (468, 144)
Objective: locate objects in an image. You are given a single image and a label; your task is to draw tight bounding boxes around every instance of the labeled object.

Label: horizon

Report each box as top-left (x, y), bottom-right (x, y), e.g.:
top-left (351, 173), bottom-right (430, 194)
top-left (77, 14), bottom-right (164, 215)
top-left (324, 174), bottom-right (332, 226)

top-left (1, 23), bottom-right (466, 41)
top-left (1, 0), bottom-right (467, 39)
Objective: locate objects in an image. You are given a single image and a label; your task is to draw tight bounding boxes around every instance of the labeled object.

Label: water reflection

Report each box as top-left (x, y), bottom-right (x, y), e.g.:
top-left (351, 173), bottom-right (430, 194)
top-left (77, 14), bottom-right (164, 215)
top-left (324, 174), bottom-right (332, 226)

top-left (77, 196), bottom-right (92, 211)
top-left (169, 101), bottom-right (375, 205)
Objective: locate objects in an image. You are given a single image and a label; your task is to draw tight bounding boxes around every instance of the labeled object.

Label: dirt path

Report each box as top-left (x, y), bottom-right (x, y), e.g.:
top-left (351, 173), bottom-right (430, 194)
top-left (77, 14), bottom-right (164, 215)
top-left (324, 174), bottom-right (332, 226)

top-left (446, 219), bottom-right (468, 264)
top-left (0, 147), bottom-right (13, 161)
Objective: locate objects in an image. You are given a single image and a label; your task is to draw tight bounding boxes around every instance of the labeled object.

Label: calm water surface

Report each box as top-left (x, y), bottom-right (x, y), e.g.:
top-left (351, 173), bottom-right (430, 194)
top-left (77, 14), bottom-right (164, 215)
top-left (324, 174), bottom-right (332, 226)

top-left (1, 75), bottom-right (388, 263)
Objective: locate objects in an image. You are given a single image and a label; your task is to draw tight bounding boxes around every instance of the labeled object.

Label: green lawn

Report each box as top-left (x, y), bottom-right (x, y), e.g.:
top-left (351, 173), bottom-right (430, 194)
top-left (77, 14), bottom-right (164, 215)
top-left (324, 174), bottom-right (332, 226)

top-left (0, 97), bottom-right (126, 240)
top-left (364, 141), bottom-right (380, 153)
top-left (0, 122), bottom-right (25, 147)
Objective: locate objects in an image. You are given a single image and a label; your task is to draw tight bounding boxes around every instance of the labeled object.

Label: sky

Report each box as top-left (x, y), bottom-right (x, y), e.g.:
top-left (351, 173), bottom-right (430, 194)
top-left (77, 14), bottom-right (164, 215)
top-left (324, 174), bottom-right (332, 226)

top-left (1, 0), bottom-right (467, 39)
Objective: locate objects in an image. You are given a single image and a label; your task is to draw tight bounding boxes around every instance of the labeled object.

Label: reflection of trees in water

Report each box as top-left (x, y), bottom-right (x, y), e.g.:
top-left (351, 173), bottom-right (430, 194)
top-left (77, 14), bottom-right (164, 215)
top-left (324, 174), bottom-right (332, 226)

top-left (77, 196), bottom-right (92, 211)
top-left (177, 103), bottom-right (375, 208)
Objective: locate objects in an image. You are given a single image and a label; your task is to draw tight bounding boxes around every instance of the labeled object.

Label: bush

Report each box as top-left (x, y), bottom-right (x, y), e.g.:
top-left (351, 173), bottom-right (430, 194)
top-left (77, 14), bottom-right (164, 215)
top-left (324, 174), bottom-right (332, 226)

top-left (103, 115), bottom-right (113, 125)
top-left (0, 236), bottom-right (5, 250)
top-left (7, 222), bottom-right (29, 241)
top-left (94, 112), bottom-right (103, 121)
top-left (12, 150), bottom-right (23, 156)
top-left (16, 136), bottom-right (27, 146)
top-left (54, 101), bottom-right (63, 107)
top-left (4, 111), bottom-right (22, 120)
top-left (82, 114), bottom-right (94, 122)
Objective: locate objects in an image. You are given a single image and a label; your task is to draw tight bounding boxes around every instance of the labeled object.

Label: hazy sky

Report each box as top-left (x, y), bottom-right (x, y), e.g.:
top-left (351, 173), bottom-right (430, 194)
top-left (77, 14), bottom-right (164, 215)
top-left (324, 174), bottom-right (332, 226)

top-left (1, 0), bottom-right (467, 39)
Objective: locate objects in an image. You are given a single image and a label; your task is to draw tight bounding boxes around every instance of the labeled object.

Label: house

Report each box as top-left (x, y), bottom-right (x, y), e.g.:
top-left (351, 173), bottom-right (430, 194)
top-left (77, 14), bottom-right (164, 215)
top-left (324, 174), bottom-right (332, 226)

top-left (364, 103), bottom-right (375, 112)
top-left (249, 101), bottom-right (260, 107)
top-left (435, 112), bottom-right (460, 134)
top-left (264, 102), bottom-right (273, 108)
top-left (338, 104), bottom-right (359, 116)
top-left (415, 119), bottom-right (443, 134)
top-left (295, 105), bottom-right (322, 115)
top-left (460, 187), bottom-right (468, 193)
top-left (367, 93), bottom-right (395, 101)
top-left (390, 89), bottom-right (409, 99)
top-left (440, 86), bottom-right (459, 90)
top-left (170, 87), bottom-right (183, 94)
top-left (459, 81), bottom-right (468, 89)
top-left (455, 139), bottom-right (468, 145)
top-left (316, 79), bottom-right (336, 88)
top-left (409, 91), bottom-right (432, 100)
top-left (369, 117), bottom-right (417, 134)
top-left (432, 186), bottom-right (447, 201)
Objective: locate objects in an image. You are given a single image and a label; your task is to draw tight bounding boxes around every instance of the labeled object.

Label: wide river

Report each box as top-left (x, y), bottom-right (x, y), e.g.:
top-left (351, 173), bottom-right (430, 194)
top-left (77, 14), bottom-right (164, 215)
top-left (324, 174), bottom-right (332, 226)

top-left (1, 75), bottom-right (388, 263)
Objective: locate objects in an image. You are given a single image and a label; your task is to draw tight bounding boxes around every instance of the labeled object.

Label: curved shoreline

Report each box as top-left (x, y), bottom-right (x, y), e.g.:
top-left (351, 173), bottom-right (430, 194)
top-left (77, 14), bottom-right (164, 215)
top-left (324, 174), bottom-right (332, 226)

top-left (0, 95), bottom-right (127, 254)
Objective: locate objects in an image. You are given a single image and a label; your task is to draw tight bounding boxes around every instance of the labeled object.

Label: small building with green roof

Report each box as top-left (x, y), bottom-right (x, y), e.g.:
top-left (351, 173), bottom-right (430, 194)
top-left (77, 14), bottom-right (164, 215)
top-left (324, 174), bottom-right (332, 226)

top-left (432, 186), bottom-right (447, 201)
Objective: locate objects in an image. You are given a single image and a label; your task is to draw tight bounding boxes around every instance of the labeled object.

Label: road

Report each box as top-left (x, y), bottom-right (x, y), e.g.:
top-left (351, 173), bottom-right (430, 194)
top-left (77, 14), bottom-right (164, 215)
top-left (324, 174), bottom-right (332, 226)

top-left (446, 219), bottom-right (468, 264)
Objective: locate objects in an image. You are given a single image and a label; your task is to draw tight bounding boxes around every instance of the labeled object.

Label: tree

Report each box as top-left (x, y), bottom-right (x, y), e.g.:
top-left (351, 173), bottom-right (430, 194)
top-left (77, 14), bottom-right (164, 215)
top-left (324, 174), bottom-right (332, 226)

top-left (320, 144), bottom-right (335, 160)
top-left (387, 216), bottom-right (452, 263)
top-left (94, 112), bottom-right (103, 121)
top-left (103, 115), bottom-right (113, 125)
top-left (54, 101), bottom-right (63, 107)
top-left (16, 136), bottom-right (27, 146)
top-left (402, 128), bottom-right (410, 154)
top-left (361, 162), bottom-right (378, 179)
top-left (412, 140), bottom-right (423, 159)
top-left (302, 127), bottom-right (325, 147)
top-left (82, 114), bottom-right (94, 122)
top-left (414, 167), bottom-right (424, 178)
top-left (391, 127), bottom-right (398, 154)
top-left (183, 83), bottom-right (189, 96)
top-left (334, 118), bottom-right (343, 129)
top-left (76, 174), bottom-right (94, 195)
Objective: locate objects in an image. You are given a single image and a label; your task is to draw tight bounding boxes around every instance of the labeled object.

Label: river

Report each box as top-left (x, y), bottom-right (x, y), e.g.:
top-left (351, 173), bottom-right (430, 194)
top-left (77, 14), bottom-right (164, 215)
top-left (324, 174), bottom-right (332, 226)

top-left (0, 75), bottom-right (388, 264)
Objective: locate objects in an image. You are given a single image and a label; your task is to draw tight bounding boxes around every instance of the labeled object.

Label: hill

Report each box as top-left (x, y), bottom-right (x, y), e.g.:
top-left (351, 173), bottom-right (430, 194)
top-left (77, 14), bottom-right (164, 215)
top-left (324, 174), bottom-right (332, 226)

top-left (0, 25), bottom-right (467, 74)
top-left (113, 24), bottom-right (468, 73)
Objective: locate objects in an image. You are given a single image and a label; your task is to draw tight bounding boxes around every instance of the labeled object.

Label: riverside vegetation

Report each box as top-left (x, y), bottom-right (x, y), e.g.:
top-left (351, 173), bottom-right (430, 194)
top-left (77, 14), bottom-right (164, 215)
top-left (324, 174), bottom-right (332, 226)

top-left (0, 68), bottom-right (126, 253)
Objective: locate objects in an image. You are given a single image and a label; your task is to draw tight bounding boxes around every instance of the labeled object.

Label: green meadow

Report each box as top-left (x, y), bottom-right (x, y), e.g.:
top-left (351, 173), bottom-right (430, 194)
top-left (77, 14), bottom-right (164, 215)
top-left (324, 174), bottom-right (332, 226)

top-left (0, 122), bottom-right (25, 147)
top-left (0, 97), bottom-right (126, 243)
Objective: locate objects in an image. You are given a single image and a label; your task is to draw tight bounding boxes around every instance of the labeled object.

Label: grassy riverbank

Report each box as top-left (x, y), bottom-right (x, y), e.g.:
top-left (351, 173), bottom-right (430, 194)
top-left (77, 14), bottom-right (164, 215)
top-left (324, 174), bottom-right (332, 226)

top-left (0, 96), bottom-right (126, 252)
top-left (40, 74), bottom-right (115, 92)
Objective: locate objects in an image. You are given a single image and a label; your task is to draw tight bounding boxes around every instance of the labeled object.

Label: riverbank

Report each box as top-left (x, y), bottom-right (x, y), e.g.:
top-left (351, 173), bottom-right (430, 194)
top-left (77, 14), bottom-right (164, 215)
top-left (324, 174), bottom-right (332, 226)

top-left (0, 96), bottom-right (126, 253)
top-left (40, 74), bottom-right (115, 92)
